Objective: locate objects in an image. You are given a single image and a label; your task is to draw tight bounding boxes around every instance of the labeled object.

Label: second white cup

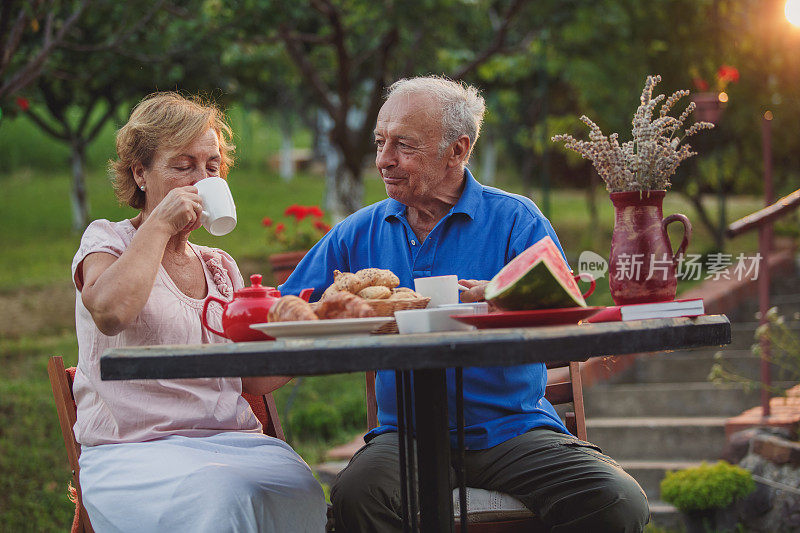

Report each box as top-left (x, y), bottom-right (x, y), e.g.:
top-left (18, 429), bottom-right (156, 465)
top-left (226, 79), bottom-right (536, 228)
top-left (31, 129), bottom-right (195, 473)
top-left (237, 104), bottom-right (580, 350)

top-left (195, 177), bottom-right (237, 236)
top-left (414, 275), bottom-right (459, 308)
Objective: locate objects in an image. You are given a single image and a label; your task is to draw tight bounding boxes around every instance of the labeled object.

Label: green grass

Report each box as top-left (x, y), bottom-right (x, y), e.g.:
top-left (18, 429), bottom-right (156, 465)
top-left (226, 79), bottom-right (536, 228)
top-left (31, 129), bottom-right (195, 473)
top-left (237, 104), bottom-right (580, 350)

top-left (0, 162), bottom-right (774, 530)
top-left (0, 334), bottom-right (78, 532)
top-left (0, 104), bottom-right (312, 175)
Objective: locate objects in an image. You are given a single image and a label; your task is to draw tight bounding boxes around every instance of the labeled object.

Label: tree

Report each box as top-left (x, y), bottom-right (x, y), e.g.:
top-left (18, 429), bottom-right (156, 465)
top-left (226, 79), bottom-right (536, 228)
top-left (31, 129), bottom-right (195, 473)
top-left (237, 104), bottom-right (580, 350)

top-left (16, 0), bottom-right (231, 229)
top-left (225, 0), bottom-right (538, 219)
top-left (0, 0), bottom-right (90, 102)
top-left (544, 0), bottom-right (798, 252)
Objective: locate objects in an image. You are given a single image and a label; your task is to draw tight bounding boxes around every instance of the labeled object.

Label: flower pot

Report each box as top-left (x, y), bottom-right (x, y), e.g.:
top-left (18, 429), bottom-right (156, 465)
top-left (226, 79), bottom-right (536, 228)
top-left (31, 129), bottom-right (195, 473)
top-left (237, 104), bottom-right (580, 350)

top-left (691, 91), bottom-right (725, 125)
top-left (268, 250), bottom-right (308, 285)
top-left (608, 190), bottom-right (692, 305)
top-left (682, 503), bottom-right (739, 533)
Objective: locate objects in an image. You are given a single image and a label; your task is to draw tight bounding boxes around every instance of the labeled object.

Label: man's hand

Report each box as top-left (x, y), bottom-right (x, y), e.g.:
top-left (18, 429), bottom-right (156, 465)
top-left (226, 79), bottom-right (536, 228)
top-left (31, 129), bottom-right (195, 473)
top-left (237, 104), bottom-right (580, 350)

top-left (459, 279), bottom-right (500, 312)
top-left (459, 279), bottom-right (487, 303)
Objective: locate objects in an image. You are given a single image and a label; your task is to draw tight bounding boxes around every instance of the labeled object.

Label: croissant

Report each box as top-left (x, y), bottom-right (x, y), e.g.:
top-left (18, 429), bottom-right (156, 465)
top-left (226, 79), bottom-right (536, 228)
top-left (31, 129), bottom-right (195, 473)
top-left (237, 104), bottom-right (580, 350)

top-left (316, 292), bottom-right (376, 319)
top-left (268, 295), bottom-right (319, 322)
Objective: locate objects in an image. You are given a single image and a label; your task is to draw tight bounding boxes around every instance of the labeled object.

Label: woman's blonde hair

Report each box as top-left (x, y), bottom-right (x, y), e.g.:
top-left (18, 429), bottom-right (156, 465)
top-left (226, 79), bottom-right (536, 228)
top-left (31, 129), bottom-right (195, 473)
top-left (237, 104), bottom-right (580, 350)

top-left (111, 92), bottom-right (235, 209)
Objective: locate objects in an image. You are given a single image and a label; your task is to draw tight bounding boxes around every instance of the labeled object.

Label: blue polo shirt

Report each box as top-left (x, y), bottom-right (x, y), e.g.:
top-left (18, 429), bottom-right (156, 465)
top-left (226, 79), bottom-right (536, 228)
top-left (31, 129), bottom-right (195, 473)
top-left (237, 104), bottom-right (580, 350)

top-left (280, 169), bottom-right (570, 449)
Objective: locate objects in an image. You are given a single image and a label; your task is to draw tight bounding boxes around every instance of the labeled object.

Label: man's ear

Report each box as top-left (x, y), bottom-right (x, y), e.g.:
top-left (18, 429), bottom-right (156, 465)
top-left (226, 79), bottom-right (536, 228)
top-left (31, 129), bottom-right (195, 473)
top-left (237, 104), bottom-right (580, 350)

top-left (447, 135), bottom-right (471, 168)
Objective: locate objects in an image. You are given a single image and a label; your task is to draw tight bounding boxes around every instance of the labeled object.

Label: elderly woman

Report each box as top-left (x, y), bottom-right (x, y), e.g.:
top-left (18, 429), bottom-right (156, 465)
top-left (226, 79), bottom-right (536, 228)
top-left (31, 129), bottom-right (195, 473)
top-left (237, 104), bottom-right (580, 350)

top-left (71, 92), bottom-right (326, 532)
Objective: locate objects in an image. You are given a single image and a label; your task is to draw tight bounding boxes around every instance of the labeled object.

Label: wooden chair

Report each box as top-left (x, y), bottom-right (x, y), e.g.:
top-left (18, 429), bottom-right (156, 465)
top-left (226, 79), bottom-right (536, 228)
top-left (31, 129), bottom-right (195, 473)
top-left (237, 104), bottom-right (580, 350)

top-left (47, 355), bottom-right (285, 533)
top-left (363, 361), bottom-right (586, 532)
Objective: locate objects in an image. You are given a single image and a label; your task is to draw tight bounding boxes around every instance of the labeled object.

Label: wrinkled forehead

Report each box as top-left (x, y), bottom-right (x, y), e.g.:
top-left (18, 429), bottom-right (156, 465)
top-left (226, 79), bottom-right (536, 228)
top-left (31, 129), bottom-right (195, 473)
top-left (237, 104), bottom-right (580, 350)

top-left (376, 92), bottom-right (442, 138)
top-left (160, 127), bottom-right (221, 159)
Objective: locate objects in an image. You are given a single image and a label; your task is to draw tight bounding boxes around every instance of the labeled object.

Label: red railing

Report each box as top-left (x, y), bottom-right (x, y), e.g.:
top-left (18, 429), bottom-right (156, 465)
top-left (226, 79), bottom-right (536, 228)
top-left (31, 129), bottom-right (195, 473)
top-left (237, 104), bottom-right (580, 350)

top-left (726, 116), bottom-right (800, 417)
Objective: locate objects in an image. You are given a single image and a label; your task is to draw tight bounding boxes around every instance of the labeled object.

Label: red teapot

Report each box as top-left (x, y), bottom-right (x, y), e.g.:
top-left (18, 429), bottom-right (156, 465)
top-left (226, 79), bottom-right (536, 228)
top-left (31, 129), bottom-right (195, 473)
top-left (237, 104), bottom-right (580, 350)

top-left (201, 274), bottom-right (315, 342)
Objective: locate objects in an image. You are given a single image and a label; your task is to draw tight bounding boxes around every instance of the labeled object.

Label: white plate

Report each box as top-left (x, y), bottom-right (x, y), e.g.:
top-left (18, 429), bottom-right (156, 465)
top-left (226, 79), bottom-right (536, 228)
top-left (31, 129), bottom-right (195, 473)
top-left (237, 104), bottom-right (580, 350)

top-left (250, 317), bottom-right (393, 339)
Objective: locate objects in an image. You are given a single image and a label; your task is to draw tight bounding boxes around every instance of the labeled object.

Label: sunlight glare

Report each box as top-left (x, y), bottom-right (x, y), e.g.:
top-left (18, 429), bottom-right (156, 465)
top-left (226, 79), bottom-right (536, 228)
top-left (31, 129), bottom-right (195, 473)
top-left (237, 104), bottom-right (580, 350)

top-left (786, 0), bottom-right (800, 27)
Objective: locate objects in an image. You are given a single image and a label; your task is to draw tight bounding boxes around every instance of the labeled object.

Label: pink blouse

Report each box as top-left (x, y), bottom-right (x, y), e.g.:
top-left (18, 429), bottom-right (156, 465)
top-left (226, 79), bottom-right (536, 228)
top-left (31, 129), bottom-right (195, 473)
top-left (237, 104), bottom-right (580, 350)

top-left (71, 219), bottom-right (261, 447)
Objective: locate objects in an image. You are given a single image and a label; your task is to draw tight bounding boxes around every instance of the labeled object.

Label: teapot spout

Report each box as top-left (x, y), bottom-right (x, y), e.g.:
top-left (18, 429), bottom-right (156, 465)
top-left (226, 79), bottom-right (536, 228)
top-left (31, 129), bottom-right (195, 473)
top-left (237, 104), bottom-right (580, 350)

top-left (299, 288), bottom-right (314, 302)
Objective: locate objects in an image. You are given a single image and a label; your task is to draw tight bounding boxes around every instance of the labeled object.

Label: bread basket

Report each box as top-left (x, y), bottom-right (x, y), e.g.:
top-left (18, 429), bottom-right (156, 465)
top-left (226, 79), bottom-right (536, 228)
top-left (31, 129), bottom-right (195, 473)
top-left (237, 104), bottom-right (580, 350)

top-left (309, 296), bottom-right (431, 334)
top-left (366, 297), bottom-right (431, 334)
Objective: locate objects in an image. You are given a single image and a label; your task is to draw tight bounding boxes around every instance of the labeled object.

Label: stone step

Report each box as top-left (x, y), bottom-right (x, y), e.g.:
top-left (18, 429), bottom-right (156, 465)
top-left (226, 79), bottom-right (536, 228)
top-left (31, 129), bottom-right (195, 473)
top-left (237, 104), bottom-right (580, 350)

top-left (620, 460), bottom-right (700, 502)
top-left (727, 321), bottom-right (800, 350)
top-left (584, 382), bottom-right (795, 418)
top-left (586, 417), bottom-right (727, 461)
top-left (735, 293), bottom-right (800, 320)
top-left (770, 293), bottom-right (800, 307)
top-left (609, 349), bottom-right (768, 384)
top-left (648, 500), bottom-right (682, 530)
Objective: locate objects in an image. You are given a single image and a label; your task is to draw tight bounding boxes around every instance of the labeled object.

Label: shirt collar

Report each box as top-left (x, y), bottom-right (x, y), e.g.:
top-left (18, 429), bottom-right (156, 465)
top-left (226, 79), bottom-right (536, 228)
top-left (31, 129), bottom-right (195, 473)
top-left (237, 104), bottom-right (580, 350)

top-left (383, 168), bottom-right (482, 221)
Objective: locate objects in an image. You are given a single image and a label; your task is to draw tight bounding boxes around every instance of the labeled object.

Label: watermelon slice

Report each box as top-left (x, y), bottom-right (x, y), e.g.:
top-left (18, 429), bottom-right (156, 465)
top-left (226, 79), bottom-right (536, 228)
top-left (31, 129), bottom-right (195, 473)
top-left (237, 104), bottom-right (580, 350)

top-left (485, 236), bottom-right (586, 310)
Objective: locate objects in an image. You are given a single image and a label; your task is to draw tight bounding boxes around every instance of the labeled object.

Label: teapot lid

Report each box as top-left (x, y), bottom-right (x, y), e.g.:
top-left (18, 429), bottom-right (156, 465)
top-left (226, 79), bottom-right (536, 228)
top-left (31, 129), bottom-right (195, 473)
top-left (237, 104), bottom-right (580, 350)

top-left (236, 274), bottom-right (280, 298)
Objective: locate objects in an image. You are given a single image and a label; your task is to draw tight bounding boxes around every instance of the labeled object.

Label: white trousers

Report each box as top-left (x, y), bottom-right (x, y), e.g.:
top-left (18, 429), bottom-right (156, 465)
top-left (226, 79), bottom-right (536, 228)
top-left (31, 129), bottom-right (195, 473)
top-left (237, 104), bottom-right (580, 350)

top-left (79, 432), bottom-right (327, 533)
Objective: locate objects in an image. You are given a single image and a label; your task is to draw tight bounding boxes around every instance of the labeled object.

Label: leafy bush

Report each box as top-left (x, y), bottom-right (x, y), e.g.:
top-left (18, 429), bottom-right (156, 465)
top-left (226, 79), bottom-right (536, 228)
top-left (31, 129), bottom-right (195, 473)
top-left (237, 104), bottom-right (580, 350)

top-left (660, 461), bottom-right (754, 512)
top-left (289, 401), bottom-right (343, 441)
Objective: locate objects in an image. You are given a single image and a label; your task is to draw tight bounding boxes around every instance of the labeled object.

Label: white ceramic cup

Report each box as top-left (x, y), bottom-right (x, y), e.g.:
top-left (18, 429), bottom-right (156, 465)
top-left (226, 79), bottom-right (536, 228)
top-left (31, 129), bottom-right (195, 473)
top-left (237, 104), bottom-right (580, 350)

top-left (413, 275), bottom-right (459, 308)
top-left (195, 177), bottom-right (237, 236)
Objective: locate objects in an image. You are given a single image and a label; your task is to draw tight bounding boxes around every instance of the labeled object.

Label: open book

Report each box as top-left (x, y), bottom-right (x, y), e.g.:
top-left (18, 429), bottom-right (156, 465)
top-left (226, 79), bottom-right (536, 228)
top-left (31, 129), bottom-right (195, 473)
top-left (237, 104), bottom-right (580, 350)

top-left (587, 298), bottom-right (704, 323)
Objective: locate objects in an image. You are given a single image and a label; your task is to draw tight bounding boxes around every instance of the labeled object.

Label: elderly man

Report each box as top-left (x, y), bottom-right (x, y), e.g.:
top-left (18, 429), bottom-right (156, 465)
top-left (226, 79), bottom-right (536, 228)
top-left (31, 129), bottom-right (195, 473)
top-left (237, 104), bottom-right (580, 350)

top-left (280, 76), bottom-right (649, 532)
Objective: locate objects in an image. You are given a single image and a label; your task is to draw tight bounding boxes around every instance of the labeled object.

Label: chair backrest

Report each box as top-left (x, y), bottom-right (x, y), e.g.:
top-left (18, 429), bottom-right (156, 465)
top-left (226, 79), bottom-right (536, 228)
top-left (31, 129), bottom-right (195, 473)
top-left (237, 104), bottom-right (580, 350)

top-left (242, 392), bottom-right (285, 441)
top-left (48, 356), bottom-right (285, 533)
top-left (364, 361), bottom-right (587, 441)
top-left (47, 356), bottom-right (94, 533)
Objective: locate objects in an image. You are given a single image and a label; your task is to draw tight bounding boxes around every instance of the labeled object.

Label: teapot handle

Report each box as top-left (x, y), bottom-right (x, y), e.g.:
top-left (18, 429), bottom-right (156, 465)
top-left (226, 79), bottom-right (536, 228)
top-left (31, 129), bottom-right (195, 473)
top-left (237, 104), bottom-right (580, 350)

top-left (662, 214), bottom-right (692, 266)
top-left (574, 273), bottom-right (596, 299)
top-left (201, 296), bottom-right (228, 338)
top-left (298, 288), bottom-right (314, 302)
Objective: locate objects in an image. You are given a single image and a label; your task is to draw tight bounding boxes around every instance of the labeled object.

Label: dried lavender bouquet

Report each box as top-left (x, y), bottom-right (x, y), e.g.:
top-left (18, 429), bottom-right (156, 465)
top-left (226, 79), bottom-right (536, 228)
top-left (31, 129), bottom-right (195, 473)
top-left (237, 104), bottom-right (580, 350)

top-left (552, 75), bottom-right (714, 192)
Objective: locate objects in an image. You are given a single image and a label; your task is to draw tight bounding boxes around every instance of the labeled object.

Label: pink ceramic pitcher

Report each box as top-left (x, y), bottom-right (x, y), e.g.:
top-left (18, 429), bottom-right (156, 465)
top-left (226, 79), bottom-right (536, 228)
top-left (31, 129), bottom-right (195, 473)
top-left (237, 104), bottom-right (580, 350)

top-left (608, 191), bottom-right (691, 305)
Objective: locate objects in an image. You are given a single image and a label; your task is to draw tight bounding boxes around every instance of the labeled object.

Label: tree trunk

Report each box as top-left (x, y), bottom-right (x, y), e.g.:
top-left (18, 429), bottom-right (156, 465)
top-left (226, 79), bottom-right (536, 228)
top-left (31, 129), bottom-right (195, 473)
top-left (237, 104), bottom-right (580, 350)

top-left (279, 119), bottom-right (294, 182)
top-left (70, 142), bottom-right (89, 231)
top-left (521, 148), bottom-right (535, 196)
top-left (683, 192), bottom-right (723, 251)
top-left (479, 130), bottom-right (497, 185)
top-left (587, 167), bottom-right (600, 244)
top-left (327, 162), bottom-right (364, 222)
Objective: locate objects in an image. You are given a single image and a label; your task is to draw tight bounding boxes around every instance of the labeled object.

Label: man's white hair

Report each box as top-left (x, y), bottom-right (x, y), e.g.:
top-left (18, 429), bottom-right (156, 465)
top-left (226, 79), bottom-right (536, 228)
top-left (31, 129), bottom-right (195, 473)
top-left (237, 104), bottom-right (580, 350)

top-left (386, 75), bottom-right (486, 157)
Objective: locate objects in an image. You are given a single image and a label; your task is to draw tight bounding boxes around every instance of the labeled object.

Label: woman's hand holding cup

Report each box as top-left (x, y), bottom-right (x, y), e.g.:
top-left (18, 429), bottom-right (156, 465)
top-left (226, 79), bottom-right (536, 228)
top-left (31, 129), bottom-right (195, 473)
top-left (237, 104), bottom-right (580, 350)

top-left (148, 186), bottom-right (204, 236)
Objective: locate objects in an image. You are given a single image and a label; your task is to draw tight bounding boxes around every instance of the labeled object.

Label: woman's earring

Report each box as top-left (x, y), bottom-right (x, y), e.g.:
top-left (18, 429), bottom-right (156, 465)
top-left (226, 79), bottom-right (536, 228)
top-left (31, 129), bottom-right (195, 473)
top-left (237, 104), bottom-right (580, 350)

top-left (139, 184), bottom-right (146, 192)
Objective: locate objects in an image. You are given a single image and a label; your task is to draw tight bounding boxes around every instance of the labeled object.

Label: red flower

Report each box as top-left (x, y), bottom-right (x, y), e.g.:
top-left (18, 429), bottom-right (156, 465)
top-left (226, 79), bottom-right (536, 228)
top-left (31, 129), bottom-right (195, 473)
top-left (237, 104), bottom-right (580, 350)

top-left (285, 204), bottom-right (313, 221)
top-left (266, 205), bottom-right (330, 251)
top-left (717, 65), bottom-right (739, 84)
top-left (313, 220), bottom-right (331, 232)
top-left (16, 97), bottom-right (29, 112)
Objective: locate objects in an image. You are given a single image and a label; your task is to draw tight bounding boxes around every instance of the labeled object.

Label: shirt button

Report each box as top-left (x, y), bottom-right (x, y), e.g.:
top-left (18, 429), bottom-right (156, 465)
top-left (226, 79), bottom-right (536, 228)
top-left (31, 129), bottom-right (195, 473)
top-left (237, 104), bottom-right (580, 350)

top-left (411, 240), bottom-right (416, 245)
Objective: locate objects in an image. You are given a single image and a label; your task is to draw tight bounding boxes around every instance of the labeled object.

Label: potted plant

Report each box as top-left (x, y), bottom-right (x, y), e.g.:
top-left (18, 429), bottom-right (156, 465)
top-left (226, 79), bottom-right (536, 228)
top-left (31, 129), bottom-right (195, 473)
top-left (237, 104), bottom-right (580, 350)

top-left (690, 64), bottom-right (740, 124)
top-left (552, 74), bottom-right (714, 305)
top-left (660, 460), bottom-right (754, 533)
top-left (263, 204), bottom-right (331, 284)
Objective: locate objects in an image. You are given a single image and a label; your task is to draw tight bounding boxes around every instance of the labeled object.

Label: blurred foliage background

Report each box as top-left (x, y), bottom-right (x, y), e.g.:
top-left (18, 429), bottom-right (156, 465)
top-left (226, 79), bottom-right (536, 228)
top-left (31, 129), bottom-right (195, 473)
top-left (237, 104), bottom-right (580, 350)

top-left (2, 0), bottom-right (800, 530)
top-left (3, 0), bottom-right (800, 228)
